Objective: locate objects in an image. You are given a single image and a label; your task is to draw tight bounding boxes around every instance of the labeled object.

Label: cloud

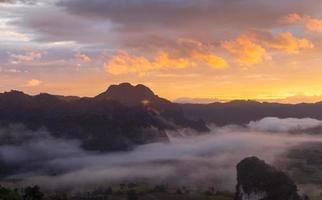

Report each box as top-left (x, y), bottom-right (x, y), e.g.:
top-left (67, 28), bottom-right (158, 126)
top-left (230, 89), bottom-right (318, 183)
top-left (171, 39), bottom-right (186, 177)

top-left (0, 29), bottom-right (30, 42)
top-left (10, 49), bottom-right (43, 64)
top-left (283, 13), bottom-right (322, 33)
top-left (222, 30), bottom-right (314, 66)
top-left (0, 124), bottom-right (85, 165)
top-left (26, 79), bottom-right (42, 87)
top-left (4, 3), bottom-right (117, 45)
top-left (105, 39), bottom-right (227, 75)
top-left (59, 0), bottom-right (322, 33)
top-left (249, 30), bottom-right (314, 54)
top-left (221, 35), bottom-right (271, 66)
top-left (105, 51), bottom-right (192, 75)
top-left (74, 52), bottom-right (91, 62)
top-left (72, 52), bottom-right (92, 68)
top-left (175, 97), bottom-right (220, 104)
top-left (1, 0), bottom-right (321, 52)
top-left (248, 117), bottom-right (322, 132)
top-left (0, 0), bottom-right (37, 3)
top-left (1, 118), bottom-right (322, 192)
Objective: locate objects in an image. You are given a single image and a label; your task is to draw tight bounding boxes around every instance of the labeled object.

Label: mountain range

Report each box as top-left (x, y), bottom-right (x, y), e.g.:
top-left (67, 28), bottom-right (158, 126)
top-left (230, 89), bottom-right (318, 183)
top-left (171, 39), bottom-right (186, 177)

top-left (2, 82), bottom-right (322, 151)
top-left (182, 100), bottom-right (322, 125)
top-left (0, 83), bottom-right (207, 152)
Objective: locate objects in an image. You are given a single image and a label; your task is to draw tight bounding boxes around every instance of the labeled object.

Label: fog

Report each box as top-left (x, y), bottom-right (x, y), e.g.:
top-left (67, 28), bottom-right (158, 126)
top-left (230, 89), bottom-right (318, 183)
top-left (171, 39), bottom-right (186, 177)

top-left (1, 117), bottom-right (322, 192)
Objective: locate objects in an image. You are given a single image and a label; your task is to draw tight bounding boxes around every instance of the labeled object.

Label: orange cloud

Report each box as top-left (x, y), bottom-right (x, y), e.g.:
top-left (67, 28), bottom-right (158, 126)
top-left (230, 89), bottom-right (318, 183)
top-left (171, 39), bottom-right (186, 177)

top-left (26, 79), bottom-right (42, 87)
top-left (105, 51), bottom-right (192, 75)
top-left (222, 30), bottom-right (314, 66)
top-left (176, 38), bottom-right (228, 69)
top-left (250, 30), bottom-right (314, 54)
top-left (105, 39), bottom-right (228, 75)
top-left (283, 13), bottom-right (322, 33)
top-left (221, 35), bottom-right (271, 66)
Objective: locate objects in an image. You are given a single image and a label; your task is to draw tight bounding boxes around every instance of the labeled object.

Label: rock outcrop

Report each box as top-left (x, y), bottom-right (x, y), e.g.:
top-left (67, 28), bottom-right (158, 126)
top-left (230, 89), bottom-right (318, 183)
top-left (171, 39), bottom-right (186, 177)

top-left (235, 157), bottom-right (302, 200)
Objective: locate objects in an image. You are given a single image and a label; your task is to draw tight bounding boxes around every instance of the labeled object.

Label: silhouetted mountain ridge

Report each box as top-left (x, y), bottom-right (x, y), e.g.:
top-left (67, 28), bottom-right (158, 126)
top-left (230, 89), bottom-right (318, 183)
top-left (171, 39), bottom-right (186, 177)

top-left (96, 83), bottom-right (177, 112)
top-left (96, 83), bottom-right (209, 131)
top-left (181, 100), bottom-right (322, 125)
top-left (4, 83), bottom-right (322, 151)
top-left (96, 83), bottom-right (156, 105)
top-left (0, 84), bottom-right (209, 152)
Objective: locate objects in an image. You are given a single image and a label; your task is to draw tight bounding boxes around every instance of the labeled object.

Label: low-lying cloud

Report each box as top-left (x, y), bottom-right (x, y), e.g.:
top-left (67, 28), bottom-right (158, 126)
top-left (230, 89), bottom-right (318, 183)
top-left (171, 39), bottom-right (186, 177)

top-left (248, 117), bottom-right (322, 132)
top-left (1, 117), bottom-right (322, 193)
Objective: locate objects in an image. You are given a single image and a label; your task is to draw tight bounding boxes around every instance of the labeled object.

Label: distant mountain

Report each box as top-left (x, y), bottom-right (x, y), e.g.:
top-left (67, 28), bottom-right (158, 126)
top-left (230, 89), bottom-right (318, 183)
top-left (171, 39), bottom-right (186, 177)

top-left (96, 83), bottom-right (209, 131)
top-left (96, 82), bottom-right (181, 113)
top-left (181, 100), bottom-right (322, 125)
top-left (0, 90), bottom-right (169, 151)
top-left (96, 83), bottom-right (157, 106)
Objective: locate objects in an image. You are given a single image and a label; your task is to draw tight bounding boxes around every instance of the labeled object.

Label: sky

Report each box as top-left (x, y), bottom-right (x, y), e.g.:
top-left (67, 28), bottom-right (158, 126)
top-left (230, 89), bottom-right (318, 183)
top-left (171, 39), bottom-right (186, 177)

top-left (1, 0), bottom-right (322, 103)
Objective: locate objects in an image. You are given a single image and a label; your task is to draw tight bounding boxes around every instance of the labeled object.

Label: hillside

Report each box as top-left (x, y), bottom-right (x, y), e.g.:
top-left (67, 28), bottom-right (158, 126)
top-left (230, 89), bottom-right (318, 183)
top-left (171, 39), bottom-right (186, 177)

top-left (0, 83), bottom-right (208, 152)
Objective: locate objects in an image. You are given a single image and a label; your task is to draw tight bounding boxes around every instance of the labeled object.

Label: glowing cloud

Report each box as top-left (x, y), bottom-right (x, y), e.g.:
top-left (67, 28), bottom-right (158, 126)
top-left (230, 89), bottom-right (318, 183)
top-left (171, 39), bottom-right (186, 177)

top-left (222, 30), bottom-right (314, 66)
top-left (284, 13), bottom-right (322, 33)
top-left (26, 79), bottom-right (42, 87)
top-left (106, 51), bottom-right (192, 75)
top-left (105, 39), bottom-right (228, 75)
top-left (221, 35), bottom-right (271, 66)
top-left (250, 30), bottom-right (314, 54)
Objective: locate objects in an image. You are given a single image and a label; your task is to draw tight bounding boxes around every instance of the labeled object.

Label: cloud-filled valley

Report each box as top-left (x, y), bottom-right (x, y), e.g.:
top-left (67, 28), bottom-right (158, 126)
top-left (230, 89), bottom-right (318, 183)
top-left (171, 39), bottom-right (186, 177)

top-left (1, 117), bottom-right (322, 194)
top-left (2, 1), bottom-right (322, 199)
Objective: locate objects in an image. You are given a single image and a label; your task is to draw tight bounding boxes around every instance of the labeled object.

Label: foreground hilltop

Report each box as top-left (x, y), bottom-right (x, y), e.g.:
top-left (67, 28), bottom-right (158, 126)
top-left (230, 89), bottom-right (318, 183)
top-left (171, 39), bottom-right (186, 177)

top-left (235, 157), bottom-right (303, 200)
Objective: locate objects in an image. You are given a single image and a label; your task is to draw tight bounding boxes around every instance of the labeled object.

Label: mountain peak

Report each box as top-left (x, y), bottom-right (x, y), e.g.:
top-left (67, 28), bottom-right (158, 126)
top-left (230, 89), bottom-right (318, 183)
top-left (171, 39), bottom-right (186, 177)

top-left (96, 83), bottom-right (156, 106)
top-left (1, 90), bottom-right (31, 100)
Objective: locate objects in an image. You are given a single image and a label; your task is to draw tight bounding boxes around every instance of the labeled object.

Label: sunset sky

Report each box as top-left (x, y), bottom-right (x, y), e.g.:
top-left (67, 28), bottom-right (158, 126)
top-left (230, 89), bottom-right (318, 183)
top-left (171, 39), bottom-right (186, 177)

top-left (1, 0), bottom-right (322, 103)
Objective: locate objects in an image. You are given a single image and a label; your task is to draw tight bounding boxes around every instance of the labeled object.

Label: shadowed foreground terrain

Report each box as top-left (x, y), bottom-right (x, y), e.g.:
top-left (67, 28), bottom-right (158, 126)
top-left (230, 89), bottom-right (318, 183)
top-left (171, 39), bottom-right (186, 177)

top-left (0, 157), bottom-right (309, 200)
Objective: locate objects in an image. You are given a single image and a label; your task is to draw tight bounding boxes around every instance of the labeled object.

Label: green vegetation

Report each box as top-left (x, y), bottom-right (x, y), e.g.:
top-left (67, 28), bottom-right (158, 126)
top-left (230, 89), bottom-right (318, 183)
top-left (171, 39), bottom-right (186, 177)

top-left (281, 142), bottom-right (322, 199)
top-left (0, 184), bottom-right (234, 200)
top-left (0, 185), bottom-right (43, 200)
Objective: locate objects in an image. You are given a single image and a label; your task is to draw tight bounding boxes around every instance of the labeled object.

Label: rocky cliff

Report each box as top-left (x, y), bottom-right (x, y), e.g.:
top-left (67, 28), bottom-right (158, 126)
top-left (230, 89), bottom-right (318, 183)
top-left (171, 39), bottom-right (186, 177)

top-left (235, 157), bottom-right (302, 200)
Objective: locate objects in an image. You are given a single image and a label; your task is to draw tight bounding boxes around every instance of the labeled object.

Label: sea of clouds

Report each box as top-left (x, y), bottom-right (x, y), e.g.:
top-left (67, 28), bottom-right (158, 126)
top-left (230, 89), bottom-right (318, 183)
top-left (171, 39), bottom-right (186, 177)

top-left (1, 117), bottom-right (322, 193)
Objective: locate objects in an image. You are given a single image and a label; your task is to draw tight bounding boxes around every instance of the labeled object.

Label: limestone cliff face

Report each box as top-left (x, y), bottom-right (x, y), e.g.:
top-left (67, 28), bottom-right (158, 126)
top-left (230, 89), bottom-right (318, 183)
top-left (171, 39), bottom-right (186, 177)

top-left (235, 157), bottom-right (302, 200)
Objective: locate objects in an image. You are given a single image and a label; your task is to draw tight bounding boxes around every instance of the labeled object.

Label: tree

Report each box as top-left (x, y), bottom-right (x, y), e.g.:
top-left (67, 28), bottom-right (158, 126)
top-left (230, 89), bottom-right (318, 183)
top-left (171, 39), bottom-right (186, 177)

top-left (126, 190), bottom-right (138, 200)
top-left (176, 188), bottom-right (182, 195)
top-left (23, 186), bottom-right (44, 200)
top-left (0, 186), bottom-right (23, 200)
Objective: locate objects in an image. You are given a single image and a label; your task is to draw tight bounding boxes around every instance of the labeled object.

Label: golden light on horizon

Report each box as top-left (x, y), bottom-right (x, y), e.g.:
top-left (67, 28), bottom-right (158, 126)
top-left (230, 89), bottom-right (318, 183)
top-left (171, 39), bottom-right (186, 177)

top-left (1, 1), bottom-right (322, 104)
